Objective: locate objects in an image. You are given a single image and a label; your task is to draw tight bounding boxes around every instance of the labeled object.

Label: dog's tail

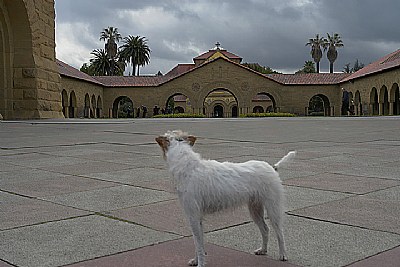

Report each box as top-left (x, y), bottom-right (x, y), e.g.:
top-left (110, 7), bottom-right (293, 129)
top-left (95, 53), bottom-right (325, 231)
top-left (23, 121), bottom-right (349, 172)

top-left (273, 151), bottom-right (296, 171)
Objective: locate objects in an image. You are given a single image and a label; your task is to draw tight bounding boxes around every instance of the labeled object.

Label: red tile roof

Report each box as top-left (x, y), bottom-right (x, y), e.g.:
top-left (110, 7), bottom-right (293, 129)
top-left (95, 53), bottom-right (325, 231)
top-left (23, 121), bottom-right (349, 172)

top-left (57, 59), bottom-right (103, 85)
top-left (93, 75), bottom-right (167, 87)
top-left (165, 64), bottom-right (195, 77)
top-left (266, 73), bottom-right (351, 85)
top-left (341, 49), bottom-right (400, 82)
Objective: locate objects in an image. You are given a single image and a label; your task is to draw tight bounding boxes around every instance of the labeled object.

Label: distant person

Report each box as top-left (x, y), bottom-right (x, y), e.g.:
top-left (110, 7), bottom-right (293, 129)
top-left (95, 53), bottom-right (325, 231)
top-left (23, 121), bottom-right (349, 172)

top-left (153, 105), bottom-right (160, 116)
top-left (142, 105), bottom-right (147, 118)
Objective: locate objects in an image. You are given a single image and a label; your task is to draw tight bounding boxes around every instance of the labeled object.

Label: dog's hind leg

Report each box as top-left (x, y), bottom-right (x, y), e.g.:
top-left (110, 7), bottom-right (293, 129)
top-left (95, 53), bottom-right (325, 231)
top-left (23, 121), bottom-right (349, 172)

top-left (187, 218), bottom-right (206, 267)
top-left (265, 199), bottom-right (287, 261)
top-left (248, 199), bottom-right (269, 256)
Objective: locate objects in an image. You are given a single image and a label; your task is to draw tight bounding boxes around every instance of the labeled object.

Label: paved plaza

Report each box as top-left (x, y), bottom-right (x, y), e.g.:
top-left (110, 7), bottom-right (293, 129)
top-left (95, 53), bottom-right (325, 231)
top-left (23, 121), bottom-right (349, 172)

top-left (1, 117), bottom-right (400, 267)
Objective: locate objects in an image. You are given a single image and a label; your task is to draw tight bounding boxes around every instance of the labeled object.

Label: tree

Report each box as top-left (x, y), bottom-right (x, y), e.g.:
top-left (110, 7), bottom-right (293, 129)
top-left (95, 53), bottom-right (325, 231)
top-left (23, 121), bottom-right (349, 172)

top-left (306, 34), bottom-right (326, 73)
top-left (89, 49), bottom-right (122, 76)
top-left (119, 35), bottom-right (151, 76)
top-left (325, 33), bottom-right (344, 73)
top-left (343, 59), bottom-right (365, 73)
top-left (100, 26), bottom-right (122, 75)
top-left (295, 61), bottom-right (316, 74)
top-left (136, 36), bottom-right (151, 76)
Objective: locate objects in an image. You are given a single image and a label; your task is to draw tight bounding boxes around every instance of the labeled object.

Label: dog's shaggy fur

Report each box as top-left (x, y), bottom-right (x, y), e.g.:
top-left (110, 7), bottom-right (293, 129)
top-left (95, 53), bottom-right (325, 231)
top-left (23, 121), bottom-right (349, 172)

top-left (156, 130), bottom-right (295, 267)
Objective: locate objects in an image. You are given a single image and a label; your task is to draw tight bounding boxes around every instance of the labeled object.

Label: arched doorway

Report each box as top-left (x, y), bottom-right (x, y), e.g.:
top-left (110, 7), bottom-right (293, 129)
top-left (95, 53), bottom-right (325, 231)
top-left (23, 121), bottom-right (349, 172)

top-left (112, 96), bottom-right (134, 118)
top-left (390, 83), bottom-right (399, 115)
top-left (91, 95), bottom-right (96, 118)
top-left (203, 89), bottom-right (238, 118)
top-left (165, 93), bottom-right (190, 114)
top-left (61, 90), bottom-right (68, 117)
top-left (380, 86), bottom-right (389, 115)
top-left (252, 93), bottom-right (275, 113)
top-left (69, 91), bottom-right (76, 118)
top-left (213, 105), bottom-right (224, 117)
top-left (354, 91), bottom-right (362, 116)
top-left (96, 96), bottom-right (102, 118)
top-left (0, 0), bottom-right (33, 119)
top-left (370, 88), bottom-right (378, 115)
top-left (84, 94), bottom-right (90, 118)
top-left (308, 94), bottom-right (331, 116)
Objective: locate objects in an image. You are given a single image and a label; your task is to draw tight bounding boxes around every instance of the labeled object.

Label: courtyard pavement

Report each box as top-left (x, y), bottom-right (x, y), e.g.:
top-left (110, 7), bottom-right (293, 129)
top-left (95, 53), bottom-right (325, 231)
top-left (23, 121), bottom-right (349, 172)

top-left (1, 117), bottom-right (400, 267)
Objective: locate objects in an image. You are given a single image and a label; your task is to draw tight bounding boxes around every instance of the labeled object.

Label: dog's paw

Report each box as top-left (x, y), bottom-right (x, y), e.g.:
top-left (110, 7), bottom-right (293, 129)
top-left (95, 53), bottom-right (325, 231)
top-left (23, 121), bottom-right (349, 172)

top-left (279, 254), bottom-right (288, 261)
top-left (188, 258), bottom-right (198, 266)
top-left (254, 247), bottom-right (267, 255)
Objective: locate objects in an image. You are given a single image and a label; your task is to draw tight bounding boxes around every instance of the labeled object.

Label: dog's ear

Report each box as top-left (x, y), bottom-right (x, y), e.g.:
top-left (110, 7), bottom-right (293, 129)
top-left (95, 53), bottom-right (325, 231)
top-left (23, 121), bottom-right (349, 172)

top-left (156, 136), bottom-right (169, 149)
top-left (186, 135), bottom-right (196, 146)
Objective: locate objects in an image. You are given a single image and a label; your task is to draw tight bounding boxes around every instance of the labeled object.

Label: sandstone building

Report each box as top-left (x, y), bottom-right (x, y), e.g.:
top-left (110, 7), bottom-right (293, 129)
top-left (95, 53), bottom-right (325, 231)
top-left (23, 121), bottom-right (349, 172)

top-left (1, 0), bottom-right (399, 120)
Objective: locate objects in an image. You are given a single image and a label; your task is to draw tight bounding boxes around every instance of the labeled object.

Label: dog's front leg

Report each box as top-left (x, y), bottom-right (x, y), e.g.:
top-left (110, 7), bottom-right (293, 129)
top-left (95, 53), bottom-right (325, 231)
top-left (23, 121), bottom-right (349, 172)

top-left (188, 218), bottom-right (205, 267)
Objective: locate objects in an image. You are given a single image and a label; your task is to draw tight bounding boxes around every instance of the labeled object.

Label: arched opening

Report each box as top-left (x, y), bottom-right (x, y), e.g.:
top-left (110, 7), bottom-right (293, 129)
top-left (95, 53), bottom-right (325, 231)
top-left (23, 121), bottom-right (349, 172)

top-left (165, 93), bottom-right (190, 114)
top-left (308, 94), bottom-right (331, 116)
top-left (91, 95), bottom-right (96, 118)
top-left (354, 91), bottom-right (362, 116)
top-left (96, 96), bottom-right (102, 118)
top-left (252, 93), bottom-right (275, 113)
top-left (370, 88), bottom-right (379, 115)
top-left (112, 96), bottom-right (134, 118)
top-left (390, 83), bottom-right (399, 115)
top-left (203, 89), bottom-right (238, 118)
top-left (379, 86), bottom-right (389, 115)
top-left (213, 105), bottom-right (224, 118)
top-left (84, 94), bottom-right (90, 118)
top-left (0, 0), bottom-right (35, 119)
top-left (69, 91), bottom-right (76, 118)
top-left (253, 106), bottom-right (264, 113)
top-left (232, 105), bottom-right (238, 117)
top-left (61, 90), bottom-right (68, 118)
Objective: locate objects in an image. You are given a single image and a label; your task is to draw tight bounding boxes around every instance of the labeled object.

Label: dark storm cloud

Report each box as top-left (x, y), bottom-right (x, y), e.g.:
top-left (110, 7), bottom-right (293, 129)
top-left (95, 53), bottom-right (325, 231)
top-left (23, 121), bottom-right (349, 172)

top-left (55, 0), bottom-right (400, 74)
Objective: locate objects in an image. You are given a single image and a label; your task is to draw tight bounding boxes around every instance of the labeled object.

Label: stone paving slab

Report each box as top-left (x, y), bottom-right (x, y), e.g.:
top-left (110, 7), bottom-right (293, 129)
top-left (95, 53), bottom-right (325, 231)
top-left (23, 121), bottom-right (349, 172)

top-left (347, 245), bottom-right (400, 267)
top-left (363, 185), bottom-right (400, 201)
top-left (0, 215), bottom-right (179, 267)
top-left (41, 185), bottom-right (176, 212)
top-left (284, 185), bottom-right (351, 212)
top-left (40, 160), bottom-right (134, 176)
top-left (284, 173), bottom-right (400, 194)
top-left (0, 192), bottom-right (89, 230)
top-left (206, 215), bottom-right (400, 267)
top-left (291, 196), bottom-right (400, 234)
top-left (84, 167), bottom-right (174, 192)
top-left (0, 172), bottom-right (117, 198)
top-left (109, 199), bottom-right (251, 236)
top-left (65, 237), bottom-right (298, 267)
top-left (0, 260), bottom-right (13, 267)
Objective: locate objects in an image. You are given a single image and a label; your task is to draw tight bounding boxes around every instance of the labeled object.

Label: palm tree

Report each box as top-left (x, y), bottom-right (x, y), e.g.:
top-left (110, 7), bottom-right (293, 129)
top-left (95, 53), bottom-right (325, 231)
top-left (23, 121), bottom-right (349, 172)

top-left (306, 34), bottom-right (326, 73)
top-left (89, 49), bottom-right (122, 76)
top-left (100, 26), bottom-right (122, 75)
top-left (325, 33), bottom-right (344, 73)
top-left (119, 35), bottom-right (151, 76)
top-left (90, 49), bottom-right (110, 76)
top-left (136, 36), bottom-right (151, 76)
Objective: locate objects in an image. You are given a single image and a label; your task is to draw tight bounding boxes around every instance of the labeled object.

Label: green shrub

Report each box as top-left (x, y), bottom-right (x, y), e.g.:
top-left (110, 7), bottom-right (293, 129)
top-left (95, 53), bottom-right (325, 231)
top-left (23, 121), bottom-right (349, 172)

top-left (152, 113), bottom-right (206, 118)
top-left (240, 112), bottom-right (296, 118)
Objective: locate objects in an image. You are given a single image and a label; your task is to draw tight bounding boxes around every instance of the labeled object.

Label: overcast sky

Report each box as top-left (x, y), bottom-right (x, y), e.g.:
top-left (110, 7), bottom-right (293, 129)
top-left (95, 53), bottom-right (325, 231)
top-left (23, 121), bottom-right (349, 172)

top-left (55, 0), bottom-right (400, 75)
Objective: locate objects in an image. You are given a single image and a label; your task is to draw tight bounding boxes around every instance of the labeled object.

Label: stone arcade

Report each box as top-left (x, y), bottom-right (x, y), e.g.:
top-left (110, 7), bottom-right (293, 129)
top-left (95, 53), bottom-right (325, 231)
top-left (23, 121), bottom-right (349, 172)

top-left (1, 0), bottom-right (399, 120)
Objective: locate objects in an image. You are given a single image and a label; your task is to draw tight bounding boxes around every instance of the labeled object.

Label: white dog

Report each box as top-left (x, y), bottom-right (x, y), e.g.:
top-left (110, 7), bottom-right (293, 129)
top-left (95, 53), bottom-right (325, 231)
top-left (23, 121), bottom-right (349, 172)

top-left (156, 130), bottom-right (295, 267)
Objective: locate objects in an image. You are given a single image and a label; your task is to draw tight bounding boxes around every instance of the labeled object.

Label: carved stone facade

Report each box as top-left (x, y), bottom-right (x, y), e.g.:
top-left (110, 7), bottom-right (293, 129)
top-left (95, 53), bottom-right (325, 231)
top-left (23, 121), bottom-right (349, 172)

top-left (0, 0), bottom-right (63, 119)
